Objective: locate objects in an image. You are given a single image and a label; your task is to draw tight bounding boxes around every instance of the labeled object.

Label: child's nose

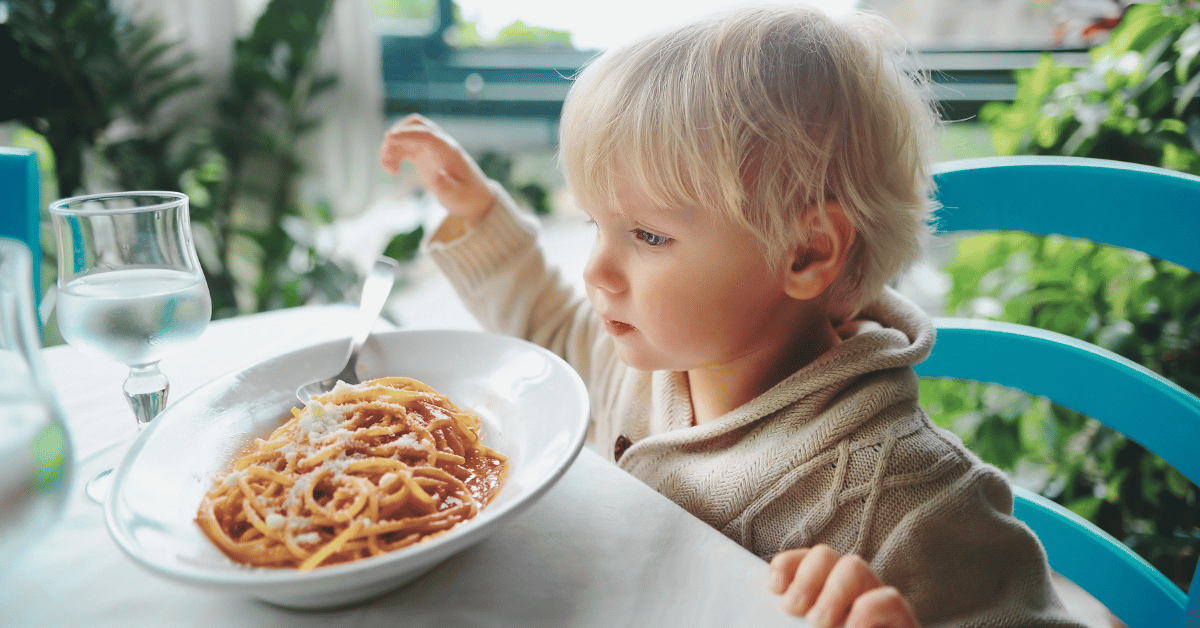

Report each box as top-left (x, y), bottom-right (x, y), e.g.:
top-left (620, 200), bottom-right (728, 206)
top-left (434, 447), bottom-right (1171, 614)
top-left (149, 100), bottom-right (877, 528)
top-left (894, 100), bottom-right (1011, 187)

top-left (583, 239), bottom-right (624, 294)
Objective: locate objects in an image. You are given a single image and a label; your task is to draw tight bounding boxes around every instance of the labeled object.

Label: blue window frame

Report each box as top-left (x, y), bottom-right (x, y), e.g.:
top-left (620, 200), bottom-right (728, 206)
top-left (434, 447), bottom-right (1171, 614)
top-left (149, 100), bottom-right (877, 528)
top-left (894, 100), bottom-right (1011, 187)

top-left (380, 0), bottom-right (1092, 121)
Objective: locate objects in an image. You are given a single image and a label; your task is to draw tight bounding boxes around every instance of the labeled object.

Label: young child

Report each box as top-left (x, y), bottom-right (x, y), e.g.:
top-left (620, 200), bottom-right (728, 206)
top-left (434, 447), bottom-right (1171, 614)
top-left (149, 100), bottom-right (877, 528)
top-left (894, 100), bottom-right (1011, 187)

top-left (381, 4), bottom-right (1087, 627)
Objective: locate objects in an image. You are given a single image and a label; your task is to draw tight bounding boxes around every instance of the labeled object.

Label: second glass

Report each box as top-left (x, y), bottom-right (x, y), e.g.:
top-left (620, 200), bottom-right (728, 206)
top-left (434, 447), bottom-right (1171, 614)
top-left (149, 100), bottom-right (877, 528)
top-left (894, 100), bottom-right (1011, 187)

top-left (0, 237), bottom-right (72, 572)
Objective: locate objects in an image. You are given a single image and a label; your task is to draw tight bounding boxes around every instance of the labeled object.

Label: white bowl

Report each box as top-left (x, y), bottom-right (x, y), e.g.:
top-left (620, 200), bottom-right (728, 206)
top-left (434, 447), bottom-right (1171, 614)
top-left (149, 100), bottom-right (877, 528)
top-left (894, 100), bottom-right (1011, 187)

top-left (104, 329), bottom-right (590, 609)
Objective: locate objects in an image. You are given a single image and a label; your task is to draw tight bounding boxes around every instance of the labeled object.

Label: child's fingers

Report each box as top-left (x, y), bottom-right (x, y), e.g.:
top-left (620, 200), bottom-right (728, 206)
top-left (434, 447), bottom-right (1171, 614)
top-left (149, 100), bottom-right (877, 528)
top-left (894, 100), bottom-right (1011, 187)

top-left (780, 544), bottom-right (841, 617)
top-left (386, 112), bottom-right (428, 132)
top-left (845, 586), bottom-right (919, 628)
top-left (380, 115), bottom-right (460, 174)
top-left (380, 127), bottom-right (473, 185)
top-left (380, 127), bottom-right (444, 175)
top-left (379, 113), bottom-right (495, 220)
top-left (384, 112), bottom-right (442, 138)
top-left (804, 552), bottom-right (882, 628)
top-left (383, 114), bottom-right (462, 154)
top-left (767, 548), bottom-right (808, 594)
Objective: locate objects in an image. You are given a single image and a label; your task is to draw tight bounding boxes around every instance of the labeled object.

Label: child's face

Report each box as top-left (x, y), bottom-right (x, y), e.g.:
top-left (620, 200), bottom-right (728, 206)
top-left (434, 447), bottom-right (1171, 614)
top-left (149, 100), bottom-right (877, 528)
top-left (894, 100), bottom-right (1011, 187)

top-left (580, 178), bottom-right (804, 375)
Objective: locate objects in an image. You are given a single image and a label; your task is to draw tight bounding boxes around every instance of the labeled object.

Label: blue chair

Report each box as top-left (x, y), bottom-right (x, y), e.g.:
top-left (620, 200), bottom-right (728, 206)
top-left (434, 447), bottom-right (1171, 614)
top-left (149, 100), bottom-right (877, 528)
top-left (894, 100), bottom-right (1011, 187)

top-left (0, 147), bottom-right (42, 298)
top-left (916, 156), bottom-right (1200, 628)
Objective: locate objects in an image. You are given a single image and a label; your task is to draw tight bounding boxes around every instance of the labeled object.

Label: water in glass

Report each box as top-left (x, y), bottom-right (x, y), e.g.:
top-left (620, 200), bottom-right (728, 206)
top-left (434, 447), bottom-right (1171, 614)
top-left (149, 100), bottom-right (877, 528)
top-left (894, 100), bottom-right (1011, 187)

top-left (57, 268), bottom-right (209, 367)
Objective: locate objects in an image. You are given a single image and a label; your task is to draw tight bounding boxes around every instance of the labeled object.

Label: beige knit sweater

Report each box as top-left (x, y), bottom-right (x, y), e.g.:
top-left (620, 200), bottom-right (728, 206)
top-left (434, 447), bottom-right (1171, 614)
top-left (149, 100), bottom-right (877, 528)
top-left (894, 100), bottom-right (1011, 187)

top-left (428, 186), bottom-right (1085, 628)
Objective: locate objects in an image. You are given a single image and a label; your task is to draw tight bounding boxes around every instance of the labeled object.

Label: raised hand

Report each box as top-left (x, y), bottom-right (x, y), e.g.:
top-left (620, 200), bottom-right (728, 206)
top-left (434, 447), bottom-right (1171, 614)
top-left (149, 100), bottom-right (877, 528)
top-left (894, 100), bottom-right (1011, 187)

top-left (380, 113), bottom-right (495, 225)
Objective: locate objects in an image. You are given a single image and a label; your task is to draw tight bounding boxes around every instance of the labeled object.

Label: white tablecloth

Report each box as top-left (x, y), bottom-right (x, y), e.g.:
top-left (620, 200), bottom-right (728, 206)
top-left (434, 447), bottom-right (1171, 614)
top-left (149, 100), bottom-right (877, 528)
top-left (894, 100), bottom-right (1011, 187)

top-left (1, 303), bottom-right (803, 627)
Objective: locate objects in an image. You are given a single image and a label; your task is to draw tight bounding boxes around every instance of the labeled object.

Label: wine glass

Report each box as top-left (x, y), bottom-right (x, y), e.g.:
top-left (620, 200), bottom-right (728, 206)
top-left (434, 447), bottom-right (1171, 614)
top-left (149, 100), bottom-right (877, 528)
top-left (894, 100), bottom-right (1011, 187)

top-left (0, 238), bottom-right (72, 572)
top-left (49, 191), bottom-right (211, 503)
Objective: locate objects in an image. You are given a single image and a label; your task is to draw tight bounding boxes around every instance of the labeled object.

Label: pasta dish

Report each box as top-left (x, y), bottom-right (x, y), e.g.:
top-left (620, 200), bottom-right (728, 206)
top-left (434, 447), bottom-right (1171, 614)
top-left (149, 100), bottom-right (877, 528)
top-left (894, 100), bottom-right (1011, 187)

top-left (195, 377), bottom-right (507, 571)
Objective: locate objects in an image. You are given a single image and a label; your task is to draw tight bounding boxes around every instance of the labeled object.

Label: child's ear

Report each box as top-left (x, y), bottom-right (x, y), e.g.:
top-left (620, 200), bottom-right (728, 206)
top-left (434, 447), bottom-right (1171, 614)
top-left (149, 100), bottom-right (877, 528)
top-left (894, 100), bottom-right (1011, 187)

top-left (783, 202), bottom-right (856, 301)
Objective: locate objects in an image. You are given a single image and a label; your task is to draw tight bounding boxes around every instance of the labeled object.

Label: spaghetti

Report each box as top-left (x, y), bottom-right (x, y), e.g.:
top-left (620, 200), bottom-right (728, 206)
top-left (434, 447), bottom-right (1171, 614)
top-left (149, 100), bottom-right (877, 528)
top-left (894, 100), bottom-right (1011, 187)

top-left (195, 377), bottom-right (507, 571)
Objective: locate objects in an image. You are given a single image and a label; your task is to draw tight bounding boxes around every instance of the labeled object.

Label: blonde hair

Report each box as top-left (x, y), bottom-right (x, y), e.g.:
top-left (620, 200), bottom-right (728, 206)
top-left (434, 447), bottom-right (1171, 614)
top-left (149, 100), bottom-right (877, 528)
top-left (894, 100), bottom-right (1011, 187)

top-left (558, 3), bottom-right (941, 319)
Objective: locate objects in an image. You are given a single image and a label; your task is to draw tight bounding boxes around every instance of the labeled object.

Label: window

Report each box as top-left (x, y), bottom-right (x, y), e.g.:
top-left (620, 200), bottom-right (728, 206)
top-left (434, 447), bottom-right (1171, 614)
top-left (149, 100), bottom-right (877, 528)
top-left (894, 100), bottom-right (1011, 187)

top-left (376, 0), bottom-right (440, 36)
top-left (378, 0), bottom-right (1105, 151)
top-left (437, 0), bottom-right (1124, 51)
top-left (381, 1), bottom-right (1102, 115)
top-left (446, 0), bottom-right (857, 50)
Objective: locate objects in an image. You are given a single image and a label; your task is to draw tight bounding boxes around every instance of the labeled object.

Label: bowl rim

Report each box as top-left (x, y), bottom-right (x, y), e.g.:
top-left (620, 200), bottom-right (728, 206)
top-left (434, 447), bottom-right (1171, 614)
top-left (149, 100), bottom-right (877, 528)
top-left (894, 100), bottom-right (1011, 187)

top-left (103, 327), bottom-right (590, 588)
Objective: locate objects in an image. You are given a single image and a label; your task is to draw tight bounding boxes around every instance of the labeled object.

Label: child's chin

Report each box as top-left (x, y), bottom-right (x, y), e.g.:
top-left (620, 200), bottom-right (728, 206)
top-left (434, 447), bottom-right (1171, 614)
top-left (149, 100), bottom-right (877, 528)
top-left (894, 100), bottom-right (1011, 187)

top-left (612, 343), bottom-right (670, 373)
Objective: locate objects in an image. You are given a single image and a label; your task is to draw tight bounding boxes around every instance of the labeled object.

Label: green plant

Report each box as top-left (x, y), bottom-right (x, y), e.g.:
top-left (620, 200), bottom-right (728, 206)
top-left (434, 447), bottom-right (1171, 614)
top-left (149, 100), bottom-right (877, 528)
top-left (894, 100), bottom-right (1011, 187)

top-left (477, 151), bottom-right (553, 215)
top-left (984, 0), bottom-right (1200, 172)
top-left (190, 0), bottom-right (342, 317)
top-left (3, 0), bottom-right (424, 322)
top-left (4, 0), bottom-right (202, 198)
top-left (926, 0), bottom-right (1200, 590)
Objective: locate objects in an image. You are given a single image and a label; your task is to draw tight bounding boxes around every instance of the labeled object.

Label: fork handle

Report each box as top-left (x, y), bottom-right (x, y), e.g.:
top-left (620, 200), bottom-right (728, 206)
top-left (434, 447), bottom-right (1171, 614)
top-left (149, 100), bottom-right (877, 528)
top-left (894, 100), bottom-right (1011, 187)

top-left (339, 257), bottom-right (399, 379)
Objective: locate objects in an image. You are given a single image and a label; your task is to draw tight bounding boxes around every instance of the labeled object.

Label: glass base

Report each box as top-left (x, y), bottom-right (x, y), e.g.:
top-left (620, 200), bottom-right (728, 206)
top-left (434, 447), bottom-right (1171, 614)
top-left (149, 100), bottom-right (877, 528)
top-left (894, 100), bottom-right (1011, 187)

top-left (83, 365), bottom-right (170, 505)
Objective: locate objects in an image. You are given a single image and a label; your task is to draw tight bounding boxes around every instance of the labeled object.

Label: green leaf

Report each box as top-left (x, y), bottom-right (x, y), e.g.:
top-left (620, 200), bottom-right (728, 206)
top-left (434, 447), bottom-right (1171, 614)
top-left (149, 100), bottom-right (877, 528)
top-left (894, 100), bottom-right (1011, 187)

top-left (975, 415), bottom-right (1022, 470)
top-left (1065, 496), bottom-right (1102, 521)
top-left (492, 19), bottom-right (572, 47)
top-left (1178, 23), bottom-right (1200, 74)
top-left (1176, 69), bottom-right (1200, 117)
top-left (1017, 397), bottom-right (1051, 456)
top-left (1187, 115), bottom-right (1200, 154)
top-left (1141, 33), bottom-right (1176, 71)
top-left (1036, 115), bottom-right (1066, 149)
top-left (311, 75), bottom-right (339, 95)
top-left (383, 226), bottom-right (425, 262)
top-left (1135, 62), bottom-right (1175, 115)
top-left (1164, 465), bottom-right (1192, 499)
top-left (1101, 3), bottom-right (1176, 59)
top-left (1106, 467), bottom-right (1130, 503)
top-left (1141, 455), bottom-right (1162, 507)
top-left (1162, 141), bottom-right (1200, 170)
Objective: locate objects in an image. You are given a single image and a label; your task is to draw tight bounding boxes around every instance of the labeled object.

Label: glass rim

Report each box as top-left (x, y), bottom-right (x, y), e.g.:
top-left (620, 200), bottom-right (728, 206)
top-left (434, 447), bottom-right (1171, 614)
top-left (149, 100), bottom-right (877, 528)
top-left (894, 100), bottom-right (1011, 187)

top-left (48, 191), bottom-right (188, 216)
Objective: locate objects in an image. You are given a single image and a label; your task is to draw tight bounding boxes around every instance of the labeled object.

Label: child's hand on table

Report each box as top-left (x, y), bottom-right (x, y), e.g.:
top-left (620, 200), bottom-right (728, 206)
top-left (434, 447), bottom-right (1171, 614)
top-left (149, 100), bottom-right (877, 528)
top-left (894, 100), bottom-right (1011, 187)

top-left (769, 544), bottom-right (919, 628)
top-left (380, 114), bottom-right (495, 228)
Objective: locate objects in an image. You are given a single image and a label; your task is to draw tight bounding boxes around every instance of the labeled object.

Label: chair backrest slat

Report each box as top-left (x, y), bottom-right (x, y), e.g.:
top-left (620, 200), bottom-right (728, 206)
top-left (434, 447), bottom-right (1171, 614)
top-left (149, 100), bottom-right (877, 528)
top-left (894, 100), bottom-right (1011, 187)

top-left (1012, 485), bottom-right (1186, 628)
top-left (916, 318), bottom-right (1200, 486)
top-left (0, 148), bottom-right (43, 298)
top-left (933, 156), bottom-right (1200, 273)
top-left (927, 156), bottom-right (1200, 628)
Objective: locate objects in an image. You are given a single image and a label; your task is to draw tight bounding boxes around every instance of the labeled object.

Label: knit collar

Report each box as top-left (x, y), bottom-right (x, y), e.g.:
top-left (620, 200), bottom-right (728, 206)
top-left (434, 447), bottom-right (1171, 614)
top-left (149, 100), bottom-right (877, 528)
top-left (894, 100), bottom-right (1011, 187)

top-left (633, 287), bottom-right (934, 451)
top-left (616, 288), bottom-right (936, 538)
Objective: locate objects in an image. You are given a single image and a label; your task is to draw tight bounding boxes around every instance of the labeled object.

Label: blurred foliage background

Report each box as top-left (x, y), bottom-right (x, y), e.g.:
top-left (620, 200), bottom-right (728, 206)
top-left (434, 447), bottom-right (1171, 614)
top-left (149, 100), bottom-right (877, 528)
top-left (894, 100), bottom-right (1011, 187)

top-left (0, 0), bottom-right (554, 335)
top-left (0, 0), bottom-right (422, 330)
top-left (922, 0), bottom-right (1200, 590)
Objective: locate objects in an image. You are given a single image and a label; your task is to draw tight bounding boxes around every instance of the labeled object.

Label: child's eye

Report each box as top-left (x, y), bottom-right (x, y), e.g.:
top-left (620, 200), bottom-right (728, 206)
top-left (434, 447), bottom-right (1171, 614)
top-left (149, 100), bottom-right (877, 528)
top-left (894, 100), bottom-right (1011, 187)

top-left (632, 229), bottom-right (670, 247)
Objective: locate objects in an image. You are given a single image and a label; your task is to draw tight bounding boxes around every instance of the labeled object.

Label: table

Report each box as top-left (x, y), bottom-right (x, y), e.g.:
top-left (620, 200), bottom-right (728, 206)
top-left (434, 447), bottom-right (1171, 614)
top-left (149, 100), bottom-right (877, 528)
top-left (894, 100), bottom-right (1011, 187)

top-left (0, 303), bottom-right (803, 627)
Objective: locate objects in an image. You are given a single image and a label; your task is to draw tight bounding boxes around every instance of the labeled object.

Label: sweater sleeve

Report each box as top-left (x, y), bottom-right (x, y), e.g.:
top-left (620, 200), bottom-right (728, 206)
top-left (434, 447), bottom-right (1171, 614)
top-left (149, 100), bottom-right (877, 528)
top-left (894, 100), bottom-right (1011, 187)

top-left (424, 182), bottom-right (626, 416)
top-left (872, 465), bottom-right (1085, 628)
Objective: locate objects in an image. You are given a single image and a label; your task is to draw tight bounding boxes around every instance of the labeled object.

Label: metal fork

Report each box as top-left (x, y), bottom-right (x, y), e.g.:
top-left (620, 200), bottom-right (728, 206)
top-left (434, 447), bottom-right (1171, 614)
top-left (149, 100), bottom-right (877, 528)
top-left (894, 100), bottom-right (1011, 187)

top-left (295, 256), bottom-right (399, 404)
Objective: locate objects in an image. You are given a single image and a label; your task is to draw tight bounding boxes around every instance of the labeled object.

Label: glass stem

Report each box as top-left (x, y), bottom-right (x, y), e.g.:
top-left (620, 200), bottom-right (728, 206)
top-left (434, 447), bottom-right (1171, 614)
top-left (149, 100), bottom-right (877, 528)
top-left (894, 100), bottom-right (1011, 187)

top-left (123, 363), bottom-right (168, 426)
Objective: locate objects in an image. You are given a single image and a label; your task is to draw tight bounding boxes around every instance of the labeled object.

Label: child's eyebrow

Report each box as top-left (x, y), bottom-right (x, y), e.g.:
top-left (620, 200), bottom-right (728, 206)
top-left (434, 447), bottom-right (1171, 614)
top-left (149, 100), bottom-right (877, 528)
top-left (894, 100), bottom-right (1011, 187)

top-left (574, 196), bottom-right (627, 221)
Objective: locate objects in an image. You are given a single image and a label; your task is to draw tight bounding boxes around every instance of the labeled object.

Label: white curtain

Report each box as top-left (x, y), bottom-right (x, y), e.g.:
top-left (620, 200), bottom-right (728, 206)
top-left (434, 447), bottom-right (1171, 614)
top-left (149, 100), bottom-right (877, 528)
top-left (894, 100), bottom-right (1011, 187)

top-left (114, 0), bottom-right (384, 218)
top-left (302, 0), bottom-right (385, 219)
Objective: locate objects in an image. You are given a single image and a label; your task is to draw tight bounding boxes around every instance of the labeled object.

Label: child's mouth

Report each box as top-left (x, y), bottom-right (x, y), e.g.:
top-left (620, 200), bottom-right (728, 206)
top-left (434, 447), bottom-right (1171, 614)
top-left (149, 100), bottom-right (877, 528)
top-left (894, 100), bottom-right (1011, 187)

top-left (605, 319), bottom-right (635, 336)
